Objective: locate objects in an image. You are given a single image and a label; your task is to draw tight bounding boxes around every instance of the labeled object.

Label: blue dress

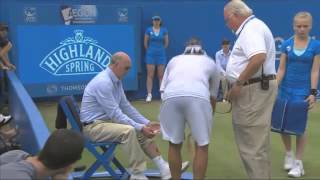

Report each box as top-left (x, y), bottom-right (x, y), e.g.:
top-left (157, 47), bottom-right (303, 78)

top-left (145, 27), bottom-right (168, 65)
top-left (279, 37), bottom-right (320, 101)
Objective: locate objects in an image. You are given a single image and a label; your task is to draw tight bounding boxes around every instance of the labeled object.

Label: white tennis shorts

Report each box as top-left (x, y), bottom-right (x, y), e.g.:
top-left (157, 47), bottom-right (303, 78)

top-left (159, 96), bottom-right (213, 146)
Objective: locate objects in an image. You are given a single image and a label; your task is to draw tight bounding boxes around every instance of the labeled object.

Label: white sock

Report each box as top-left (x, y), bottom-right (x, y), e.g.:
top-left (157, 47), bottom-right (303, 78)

top-left (286, 151), bottom-right (294, 157)
top-left (152, 156), bottom-right (168, 170)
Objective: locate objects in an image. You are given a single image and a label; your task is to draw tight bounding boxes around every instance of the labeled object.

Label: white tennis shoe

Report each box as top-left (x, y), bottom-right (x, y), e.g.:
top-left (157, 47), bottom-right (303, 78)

top-left (146, 94), bottom-right (152, 102)
top-left (288, 160), bottom-right (305, 178)
top-left (0, 114), bottom-right (12, 124)
top-left (284, 152), bottom-right (295, 171)
top-left (160, 161), bottom-right (190, 180)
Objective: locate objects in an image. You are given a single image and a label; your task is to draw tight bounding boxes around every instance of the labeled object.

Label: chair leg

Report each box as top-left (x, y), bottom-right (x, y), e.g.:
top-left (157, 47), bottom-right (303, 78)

top-left (100, 145), bottom-right (130, 179)
top-left (83, 145), bottom-right (114, 179)
top-left (83, 159), bottom-right (101, 179)
top-left (113, 157), bottom-right (128, 174)
top-left (112, 157), bottom-right (130, 179)
top-left (101, 161), bottom-right (121, 179)
top-left (82, 143), bottom-right (129, 180)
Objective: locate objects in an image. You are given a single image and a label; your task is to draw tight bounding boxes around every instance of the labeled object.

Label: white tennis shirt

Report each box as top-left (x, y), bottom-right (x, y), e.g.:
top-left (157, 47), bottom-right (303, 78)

top-left (160, 54), bottom-right (221, 101)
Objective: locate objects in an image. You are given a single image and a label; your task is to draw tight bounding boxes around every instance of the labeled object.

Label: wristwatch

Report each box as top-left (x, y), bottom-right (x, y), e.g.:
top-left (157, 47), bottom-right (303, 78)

top-left (310, 89), bottom-right (318, 96)
top-left (236, 79), bottom-right (246, 86)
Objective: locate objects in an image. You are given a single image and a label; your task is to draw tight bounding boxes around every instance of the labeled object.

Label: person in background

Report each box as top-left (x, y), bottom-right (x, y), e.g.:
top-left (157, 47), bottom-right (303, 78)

top-left (215, 39), bottom-right (231, 101)
top-left (144, 15), bottom-right (169, 102)
top-left (0, 129), bottom-right (85, 180)
top-left (159, 37), bottom-right (220, 179)
top-left (276, 11), bottom-right (320, 178)
top-left (0, 24), bottom-right (15, 71)
top-left (224, 0), bottom-right (277, 179)
top-left (80, 52), bottom-right (188, 180)
top-left (0, 24), bottom-right (16, 125)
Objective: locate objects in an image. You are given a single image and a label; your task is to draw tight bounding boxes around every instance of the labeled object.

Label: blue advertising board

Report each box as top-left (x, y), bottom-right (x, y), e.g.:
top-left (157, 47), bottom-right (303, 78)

top-left (0, 0), bottom-right (319, 98)
top-left (17, 25), bottom-right (137, 97)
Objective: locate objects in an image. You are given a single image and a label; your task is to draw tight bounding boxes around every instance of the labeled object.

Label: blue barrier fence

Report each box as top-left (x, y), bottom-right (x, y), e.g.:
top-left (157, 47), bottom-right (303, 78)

top-left (7, 71), bottom-right (50, 154)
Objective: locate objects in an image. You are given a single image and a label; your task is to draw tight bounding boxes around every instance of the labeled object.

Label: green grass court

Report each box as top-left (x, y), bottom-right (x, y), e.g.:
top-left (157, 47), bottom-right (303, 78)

top-left (38, 100), bottom-right (320, 179)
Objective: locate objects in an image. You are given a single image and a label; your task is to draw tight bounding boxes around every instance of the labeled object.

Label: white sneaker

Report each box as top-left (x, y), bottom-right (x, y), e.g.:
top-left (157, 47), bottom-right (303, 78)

top-left (0, 114), bottom-right (12, 124)
top-left (146, 94), bottom-right (152, 102)
top-left (130, 172), bottom-right (149, 180)
top-left (284, 152), bottom-right (295, 171)
top-left (288, 160), bottom-right (305, 178)
top-left (159, 164), bottom-right (171, 180)
top-left (160, 161), bottom-right (190, 180)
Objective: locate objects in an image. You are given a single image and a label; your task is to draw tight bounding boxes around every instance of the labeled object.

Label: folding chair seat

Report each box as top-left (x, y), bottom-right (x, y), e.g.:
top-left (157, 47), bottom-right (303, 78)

top-left (58, 96), bottom-right (130, 180)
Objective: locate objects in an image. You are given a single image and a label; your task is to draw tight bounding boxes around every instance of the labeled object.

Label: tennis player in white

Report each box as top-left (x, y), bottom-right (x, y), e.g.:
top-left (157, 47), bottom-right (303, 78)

top-left (159, 37), bottom-right (220, 179)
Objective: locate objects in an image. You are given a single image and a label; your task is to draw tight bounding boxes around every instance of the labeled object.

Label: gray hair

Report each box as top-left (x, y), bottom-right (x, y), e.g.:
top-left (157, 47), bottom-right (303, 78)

top-left (184, 37), bottom-right (206, 55)
top-left (224, 0), bottom-right (253, 17)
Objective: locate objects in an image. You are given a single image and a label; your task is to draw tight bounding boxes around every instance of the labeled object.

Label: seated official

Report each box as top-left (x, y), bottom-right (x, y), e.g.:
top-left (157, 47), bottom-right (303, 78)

top-left (80, 52), bottom-right (188, 180)
top-left (0, 129), bottom-right (84, 180)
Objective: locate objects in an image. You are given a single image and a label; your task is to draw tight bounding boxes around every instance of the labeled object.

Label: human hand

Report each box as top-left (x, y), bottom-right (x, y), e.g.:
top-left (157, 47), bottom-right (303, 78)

top-left (7, 63), bottom-right (16, 70)
top-left (160, 93), bottom-right (164, 101)
top-left (141, 125), bottom-right (157, 138)
top-left (0, 64), bottom-right (9, 70)
top-left (305, 95), bottom-right (316, 109)
top-left (226, 84), bottom-right (242, 101)
top-left (147, 122), bottom-right (160, 134)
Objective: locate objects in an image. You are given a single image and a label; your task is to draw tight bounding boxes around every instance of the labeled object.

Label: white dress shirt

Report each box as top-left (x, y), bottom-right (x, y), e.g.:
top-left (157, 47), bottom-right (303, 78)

top-left (215, 49), bottom-right (230, 75)
top-left (226, 15), bottom-right (276, 83)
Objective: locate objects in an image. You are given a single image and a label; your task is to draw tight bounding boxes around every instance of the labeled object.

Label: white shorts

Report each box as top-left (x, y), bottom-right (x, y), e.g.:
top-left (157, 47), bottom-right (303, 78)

top-left (159, 96), bottom-right (213, 146)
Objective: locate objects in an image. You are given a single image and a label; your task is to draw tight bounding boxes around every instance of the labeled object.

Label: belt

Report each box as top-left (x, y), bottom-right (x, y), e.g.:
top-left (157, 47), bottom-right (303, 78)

top-left (82, 121), bottom-right (94, 126)
top-left (243, 74), bottom-right (276, 86)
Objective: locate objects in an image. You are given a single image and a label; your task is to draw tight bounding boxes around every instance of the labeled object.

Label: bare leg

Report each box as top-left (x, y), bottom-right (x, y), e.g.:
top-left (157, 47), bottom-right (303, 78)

top-left (157, 64), bottom-right (165, 87)
top-left (146, 64), bottom-right (155, 94)
top-left (281, 134), bottom-right (292, 152)
top-left (168, 142), bottom-right (182, 180)
top-left (193, 143), bottom-right (208, 180)
top-left (186, 133), bottom-right (195, 162)
top-left (295, 133), bottom-right (307, 160)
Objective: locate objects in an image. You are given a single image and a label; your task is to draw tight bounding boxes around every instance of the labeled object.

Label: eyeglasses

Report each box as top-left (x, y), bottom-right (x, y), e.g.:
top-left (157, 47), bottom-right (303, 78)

top-left (153, 19), bottom-right (161, 21)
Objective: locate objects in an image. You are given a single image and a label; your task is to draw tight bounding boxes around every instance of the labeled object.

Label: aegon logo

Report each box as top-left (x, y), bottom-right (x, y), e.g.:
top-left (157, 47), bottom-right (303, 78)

top-left (40, 30), bottom-right (111, 76)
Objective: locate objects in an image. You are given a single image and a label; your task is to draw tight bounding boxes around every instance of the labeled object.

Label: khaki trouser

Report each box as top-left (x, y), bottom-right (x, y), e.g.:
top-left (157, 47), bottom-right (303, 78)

top-left (231, 80), bottom-right (277, 179)
top-left (221, 77), bottom-right (229, 99)
top-left (83, 120), bottom-right (153, 174)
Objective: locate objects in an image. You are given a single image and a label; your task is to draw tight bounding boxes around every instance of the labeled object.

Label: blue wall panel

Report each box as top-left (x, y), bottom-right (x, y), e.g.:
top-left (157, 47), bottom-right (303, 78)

top-left (17, 25), bottom-right (137, 97)
top-left (2, 2), bottom-right (141, 97)
top-left (0, 0), bottom-right (319, 98)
